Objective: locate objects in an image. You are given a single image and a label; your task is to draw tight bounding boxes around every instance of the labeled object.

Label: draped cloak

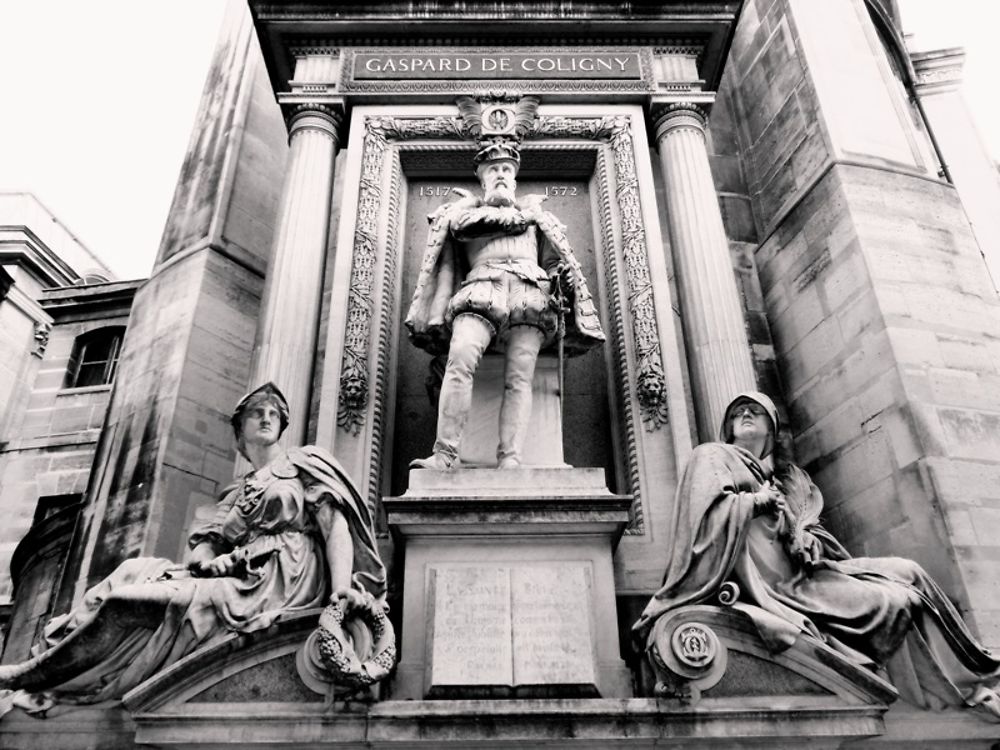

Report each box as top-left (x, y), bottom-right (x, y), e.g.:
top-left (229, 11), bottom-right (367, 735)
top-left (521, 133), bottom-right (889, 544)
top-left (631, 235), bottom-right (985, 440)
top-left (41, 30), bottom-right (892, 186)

top-left (7, 445), bottom-right (385, 705)
top-left (633, 441), bottom-right (999, 709)
top-left (404, 193), bottom-right (605, 356)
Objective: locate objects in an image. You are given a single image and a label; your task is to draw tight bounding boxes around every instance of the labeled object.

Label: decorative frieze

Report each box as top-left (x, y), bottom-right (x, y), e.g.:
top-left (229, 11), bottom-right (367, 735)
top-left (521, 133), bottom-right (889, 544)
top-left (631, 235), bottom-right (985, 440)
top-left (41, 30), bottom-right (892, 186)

top-left (285, 103), bottom-right (343, 140)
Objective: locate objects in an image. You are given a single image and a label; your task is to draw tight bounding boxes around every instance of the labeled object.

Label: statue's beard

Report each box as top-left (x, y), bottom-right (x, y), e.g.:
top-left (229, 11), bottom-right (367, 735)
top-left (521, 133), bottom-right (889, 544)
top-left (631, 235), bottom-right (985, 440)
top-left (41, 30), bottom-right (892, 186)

top-left (484, 185), bottom-right (516, 207)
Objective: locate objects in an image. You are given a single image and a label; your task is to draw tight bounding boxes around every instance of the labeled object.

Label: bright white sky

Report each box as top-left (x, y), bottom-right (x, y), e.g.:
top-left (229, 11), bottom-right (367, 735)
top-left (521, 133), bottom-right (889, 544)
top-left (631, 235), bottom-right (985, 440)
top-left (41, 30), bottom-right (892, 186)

top-left (0, 0), bottom-right (996, 280)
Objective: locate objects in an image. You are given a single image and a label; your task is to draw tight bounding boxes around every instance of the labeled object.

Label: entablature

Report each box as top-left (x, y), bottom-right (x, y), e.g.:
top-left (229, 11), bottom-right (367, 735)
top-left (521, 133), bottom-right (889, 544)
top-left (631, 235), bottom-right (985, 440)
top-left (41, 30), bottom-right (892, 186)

top-left (251, 1), bottom-right (740, 111)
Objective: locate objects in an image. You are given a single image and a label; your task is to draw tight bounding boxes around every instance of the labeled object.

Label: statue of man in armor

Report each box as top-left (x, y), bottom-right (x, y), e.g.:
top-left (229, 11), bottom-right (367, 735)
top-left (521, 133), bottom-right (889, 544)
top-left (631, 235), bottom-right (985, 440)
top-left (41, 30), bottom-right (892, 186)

top-left (404, 138), bottom-right (605, 470)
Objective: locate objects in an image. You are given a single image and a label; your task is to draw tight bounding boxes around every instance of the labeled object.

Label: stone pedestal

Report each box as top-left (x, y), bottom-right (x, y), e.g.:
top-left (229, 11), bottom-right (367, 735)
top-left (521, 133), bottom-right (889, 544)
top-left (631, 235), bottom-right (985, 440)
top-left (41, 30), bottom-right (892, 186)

top-left (459, 354), bottom-right (564, 467)
top-left (385, 468), bottom-right (632, 700)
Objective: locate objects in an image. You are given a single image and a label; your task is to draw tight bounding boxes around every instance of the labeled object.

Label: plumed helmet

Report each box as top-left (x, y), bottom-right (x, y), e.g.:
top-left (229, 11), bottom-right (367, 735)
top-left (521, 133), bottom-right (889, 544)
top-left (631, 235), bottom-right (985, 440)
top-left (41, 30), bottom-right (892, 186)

top-left (719, 391), bottom-right (779, 458)
top-left (230, 382), bottom-right (290, 440)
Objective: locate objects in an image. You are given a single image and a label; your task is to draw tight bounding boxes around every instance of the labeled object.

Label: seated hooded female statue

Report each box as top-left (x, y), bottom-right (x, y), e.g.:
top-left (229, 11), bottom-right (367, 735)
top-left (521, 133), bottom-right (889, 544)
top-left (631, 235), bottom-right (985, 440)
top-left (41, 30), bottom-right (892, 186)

top-left (634, 391), bottom-right (1000, 720)
top-left (0, 383), bottom-right (386, 705)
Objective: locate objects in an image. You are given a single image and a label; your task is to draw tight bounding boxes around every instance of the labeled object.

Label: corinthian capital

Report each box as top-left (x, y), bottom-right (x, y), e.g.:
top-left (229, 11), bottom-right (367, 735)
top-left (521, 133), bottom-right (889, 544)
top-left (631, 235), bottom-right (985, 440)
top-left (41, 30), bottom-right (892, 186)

top-left (284, 102), bottom-right (344, 142)
top-left (650, 102), bottom-right (710, 142)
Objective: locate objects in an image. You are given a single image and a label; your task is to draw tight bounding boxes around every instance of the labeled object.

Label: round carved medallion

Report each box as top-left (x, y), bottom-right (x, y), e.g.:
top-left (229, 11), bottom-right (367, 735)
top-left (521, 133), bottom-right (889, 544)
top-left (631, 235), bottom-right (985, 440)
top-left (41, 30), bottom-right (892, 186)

top-left (671, 623), bottom-right (716, 668)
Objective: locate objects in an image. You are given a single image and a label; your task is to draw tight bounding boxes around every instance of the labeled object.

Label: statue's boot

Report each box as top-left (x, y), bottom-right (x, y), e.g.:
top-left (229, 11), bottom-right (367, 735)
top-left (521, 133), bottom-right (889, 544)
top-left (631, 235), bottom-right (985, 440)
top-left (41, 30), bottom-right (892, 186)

top-left (966, 685), bottom-right (1000, 723)
top-left (409, 452), bottom-right (456, 470)
top-left (411, 314), bottom-right (492, 470)
top-left (0, 582), bottom-right (171, 692)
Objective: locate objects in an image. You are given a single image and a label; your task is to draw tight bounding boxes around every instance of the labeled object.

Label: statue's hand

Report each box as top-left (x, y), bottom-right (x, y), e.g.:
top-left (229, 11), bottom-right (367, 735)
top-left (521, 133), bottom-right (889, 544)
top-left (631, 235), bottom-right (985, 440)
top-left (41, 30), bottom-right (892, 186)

top-left (753, 482), bottom-right (785, 517)
top-left (332, 587), bottom-right (366, 611)
top-left (797, 531), bottom-right (822, 569)
top-left (190, 553), bottom-right (237, 577)
top-left (550, 262), bottom-right (576, 293)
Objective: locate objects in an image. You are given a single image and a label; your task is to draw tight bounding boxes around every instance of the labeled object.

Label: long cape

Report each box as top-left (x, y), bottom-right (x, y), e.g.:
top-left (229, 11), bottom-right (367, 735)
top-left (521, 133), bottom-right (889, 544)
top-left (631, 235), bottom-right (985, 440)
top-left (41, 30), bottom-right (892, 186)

top-left (288, 445), bottom-right (387, 602)
top-left (404, 194), bottom-right (605, 356)
top-left (633, 442), bottom-right (999, 682)
top-left (633, 442), bottom-right (761, 637)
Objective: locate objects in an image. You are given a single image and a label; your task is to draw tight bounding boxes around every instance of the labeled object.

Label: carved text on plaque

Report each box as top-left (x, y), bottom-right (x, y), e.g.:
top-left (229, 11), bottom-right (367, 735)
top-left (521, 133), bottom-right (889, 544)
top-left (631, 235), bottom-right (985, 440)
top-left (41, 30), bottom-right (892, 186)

top-left (428, 563), bottom-right (597, 691)
top-left (511, 566), bottom-right (596, 685)
top-left (430, 566), bottom-right (513, 686)
top-left (354, 53), bottom-right (641, 80)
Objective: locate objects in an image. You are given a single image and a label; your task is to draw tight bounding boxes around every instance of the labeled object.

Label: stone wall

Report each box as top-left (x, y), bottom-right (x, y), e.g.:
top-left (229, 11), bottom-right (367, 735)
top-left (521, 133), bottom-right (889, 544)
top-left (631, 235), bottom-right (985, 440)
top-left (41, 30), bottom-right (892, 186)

top-left (64, 6), bottom-right (288, 598)
top-left (0, 309), bottom-right (126, 605)
top-left (724, 0), bottom-right (1000, 646)
top-left (0, 283), bottom-right (45, 445)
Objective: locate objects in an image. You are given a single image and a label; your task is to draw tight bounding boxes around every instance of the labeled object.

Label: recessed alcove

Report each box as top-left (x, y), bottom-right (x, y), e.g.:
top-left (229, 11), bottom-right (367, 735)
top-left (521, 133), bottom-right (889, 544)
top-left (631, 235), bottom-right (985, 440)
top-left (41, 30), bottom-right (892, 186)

top-left (389, 146), bottom-right (617, 495)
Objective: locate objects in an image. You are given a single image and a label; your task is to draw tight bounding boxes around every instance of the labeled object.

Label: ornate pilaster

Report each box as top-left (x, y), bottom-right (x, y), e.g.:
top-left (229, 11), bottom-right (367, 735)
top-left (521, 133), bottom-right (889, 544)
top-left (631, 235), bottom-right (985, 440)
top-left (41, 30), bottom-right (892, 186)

top-left (651, 101), bottom-right (756, 440)
top-left (248, 103), bottom-right (343, 445)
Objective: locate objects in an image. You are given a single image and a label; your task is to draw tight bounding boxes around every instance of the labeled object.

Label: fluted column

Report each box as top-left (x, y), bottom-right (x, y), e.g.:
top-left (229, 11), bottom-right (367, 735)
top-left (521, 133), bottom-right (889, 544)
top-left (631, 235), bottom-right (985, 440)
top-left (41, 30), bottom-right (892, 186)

top-left (249, 104), bottom-right (341, 445)
top-left (653, 103), bottom-right (756, 440)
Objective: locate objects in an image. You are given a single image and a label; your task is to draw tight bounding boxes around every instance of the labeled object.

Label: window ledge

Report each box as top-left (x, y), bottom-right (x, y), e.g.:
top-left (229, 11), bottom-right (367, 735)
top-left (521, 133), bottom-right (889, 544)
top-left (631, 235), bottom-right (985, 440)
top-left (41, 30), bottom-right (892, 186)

top-left (57, 384), bottom-right (113, 396)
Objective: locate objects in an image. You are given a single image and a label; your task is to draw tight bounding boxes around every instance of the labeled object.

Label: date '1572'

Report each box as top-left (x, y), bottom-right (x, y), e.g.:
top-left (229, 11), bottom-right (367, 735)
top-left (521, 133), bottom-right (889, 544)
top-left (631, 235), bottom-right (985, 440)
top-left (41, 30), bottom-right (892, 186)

top-left (417, 186), bottom-right (579, 197)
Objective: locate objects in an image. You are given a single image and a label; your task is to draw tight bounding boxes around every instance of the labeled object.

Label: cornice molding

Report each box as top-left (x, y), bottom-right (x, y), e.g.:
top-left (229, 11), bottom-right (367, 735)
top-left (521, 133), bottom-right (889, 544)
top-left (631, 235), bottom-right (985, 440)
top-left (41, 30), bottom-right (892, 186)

top-left (910, 48), bottom-right (965, 95)
top-left (0, 230), bottom-right (81, 287)
top-left (0, 266), bottom-right (12, 302)
top-left (39, 280), bottom-right (141, 320)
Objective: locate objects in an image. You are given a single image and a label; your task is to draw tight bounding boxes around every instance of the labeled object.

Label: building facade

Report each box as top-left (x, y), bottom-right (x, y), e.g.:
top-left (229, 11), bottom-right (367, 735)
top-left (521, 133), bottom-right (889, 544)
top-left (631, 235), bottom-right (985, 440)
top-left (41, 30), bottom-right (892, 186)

top-left (2, 1), bottom-right (1000, 747)
top-left (0, 193), bottom-right (129, 653)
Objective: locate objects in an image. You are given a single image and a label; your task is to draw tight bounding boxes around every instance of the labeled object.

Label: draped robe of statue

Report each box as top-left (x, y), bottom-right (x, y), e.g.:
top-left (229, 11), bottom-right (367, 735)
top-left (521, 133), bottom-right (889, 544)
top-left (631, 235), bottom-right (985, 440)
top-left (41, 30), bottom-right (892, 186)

top-left (634, 396), bottom-right (1000, 714)
top-left (404, 192), bottom-right (605, 357)
top-left (1, 445), bottom-right (385, 705)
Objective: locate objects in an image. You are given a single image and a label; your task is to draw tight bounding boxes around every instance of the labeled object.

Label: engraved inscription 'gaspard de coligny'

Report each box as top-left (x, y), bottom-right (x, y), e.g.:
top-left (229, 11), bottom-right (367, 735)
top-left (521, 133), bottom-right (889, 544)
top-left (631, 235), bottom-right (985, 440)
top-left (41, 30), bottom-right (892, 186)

top-left (354, 53), bottom-right (642, 80)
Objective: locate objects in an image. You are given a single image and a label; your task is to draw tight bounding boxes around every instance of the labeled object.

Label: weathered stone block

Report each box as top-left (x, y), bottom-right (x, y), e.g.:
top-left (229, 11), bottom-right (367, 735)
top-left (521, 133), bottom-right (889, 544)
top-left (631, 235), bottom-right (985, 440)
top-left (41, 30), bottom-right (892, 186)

top-left (937, 407), bottom-right (1000, 462)
top-left (769, 285), bottom-right (824, 353)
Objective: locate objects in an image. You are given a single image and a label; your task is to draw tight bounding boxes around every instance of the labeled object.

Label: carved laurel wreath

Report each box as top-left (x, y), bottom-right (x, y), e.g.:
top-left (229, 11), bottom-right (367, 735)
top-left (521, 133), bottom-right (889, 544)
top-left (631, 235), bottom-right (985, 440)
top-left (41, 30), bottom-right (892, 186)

top-left (312, 595), bottom-right (396, 689)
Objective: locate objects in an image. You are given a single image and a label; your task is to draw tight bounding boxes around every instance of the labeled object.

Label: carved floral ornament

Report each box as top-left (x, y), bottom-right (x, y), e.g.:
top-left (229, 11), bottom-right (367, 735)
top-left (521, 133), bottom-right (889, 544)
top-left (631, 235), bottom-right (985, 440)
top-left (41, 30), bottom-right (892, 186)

top-left (32, 321), bottom-right (52, 357)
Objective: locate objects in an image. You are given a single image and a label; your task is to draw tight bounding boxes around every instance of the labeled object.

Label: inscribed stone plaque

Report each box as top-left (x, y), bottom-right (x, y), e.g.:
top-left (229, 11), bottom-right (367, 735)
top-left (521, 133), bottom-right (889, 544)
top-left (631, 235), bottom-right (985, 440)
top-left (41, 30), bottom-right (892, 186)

top-left (430, 566), bottom-right (513, 686)
top-left (354, 52), bottom-right (641, 80)
top-left (511, 565), bottom-right (596, 685)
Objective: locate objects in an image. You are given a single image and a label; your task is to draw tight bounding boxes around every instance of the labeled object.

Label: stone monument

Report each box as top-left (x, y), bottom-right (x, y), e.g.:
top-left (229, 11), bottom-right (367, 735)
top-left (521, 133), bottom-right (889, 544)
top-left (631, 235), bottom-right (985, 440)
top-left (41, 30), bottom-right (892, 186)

top-left (404, 95), bottom-right (605, 470)
top-left (635, 391), bottom-right (1000, 723)
top-left (0, 384), bottom-right (395, 712)
top-left (388, 96), bottom-right (631, 699)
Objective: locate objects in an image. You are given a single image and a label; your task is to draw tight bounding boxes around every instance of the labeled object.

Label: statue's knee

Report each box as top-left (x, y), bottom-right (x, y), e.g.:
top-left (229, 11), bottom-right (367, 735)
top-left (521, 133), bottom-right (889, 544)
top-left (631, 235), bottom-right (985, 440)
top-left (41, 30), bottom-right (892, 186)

top-left (447, 342), bottom-right (482, 377)
top-left (886, 556), bottom-right (928, 584)
top-left (504, 353), bottom-right (536, 391)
